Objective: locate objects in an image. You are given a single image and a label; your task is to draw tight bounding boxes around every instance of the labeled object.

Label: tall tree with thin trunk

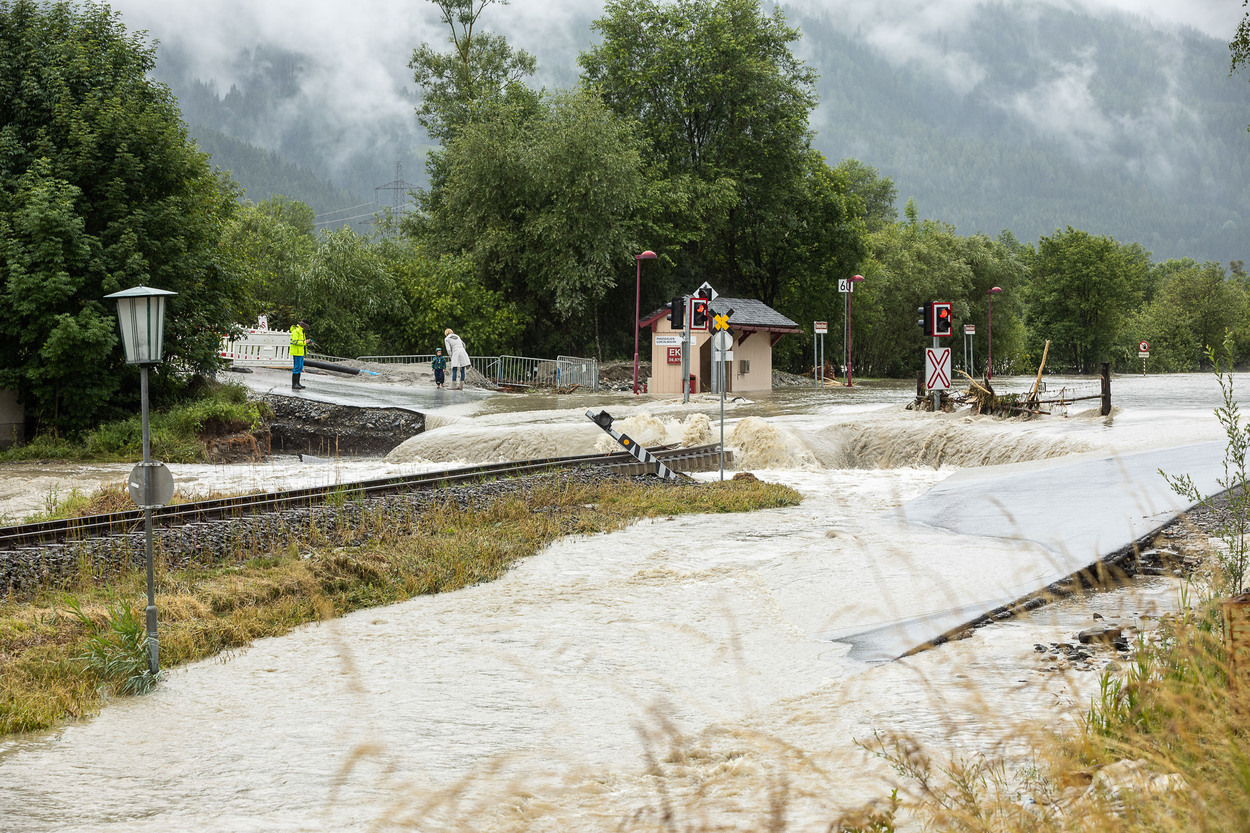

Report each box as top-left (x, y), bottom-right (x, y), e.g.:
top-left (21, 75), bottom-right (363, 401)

top-left (409, 0), bottom-right (537, 143)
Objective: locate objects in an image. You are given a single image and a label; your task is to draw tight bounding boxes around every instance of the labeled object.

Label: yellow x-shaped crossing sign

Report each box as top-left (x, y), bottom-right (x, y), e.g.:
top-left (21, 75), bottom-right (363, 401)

top-left (712, 313), bottom-right (730, 331)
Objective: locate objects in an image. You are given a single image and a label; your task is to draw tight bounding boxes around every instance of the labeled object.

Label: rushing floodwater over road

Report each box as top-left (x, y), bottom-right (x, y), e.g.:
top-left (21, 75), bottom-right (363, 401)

top-left (0, 372), bottom-right (1245, 831)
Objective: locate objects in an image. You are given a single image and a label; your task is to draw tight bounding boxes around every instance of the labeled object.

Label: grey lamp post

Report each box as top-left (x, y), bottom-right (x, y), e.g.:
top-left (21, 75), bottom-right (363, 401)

top-left (845, 274), bottom-right (865, 387)
top-left (987, 286), bottom-right (1002, 381)
top-left (633, 250), bottom-right (657, 395)
top-left (104, 285), bottom-right (177, 676)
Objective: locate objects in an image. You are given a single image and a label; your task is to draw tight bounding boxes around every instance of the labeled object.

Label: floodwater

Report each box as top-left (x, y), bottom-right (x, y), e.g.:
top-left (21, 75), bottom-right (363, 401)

top-left (0, 371), bottom-right (1242, 831)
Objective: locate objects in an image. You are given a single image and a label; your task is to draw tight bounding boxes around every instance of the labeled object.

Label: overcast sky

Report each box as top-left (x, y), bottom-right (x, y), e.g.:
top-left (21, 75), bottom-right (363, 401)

top-left (110, 0), bottom-right (1244, 91)
top-left (104, 0), bottom-right (1246, 170)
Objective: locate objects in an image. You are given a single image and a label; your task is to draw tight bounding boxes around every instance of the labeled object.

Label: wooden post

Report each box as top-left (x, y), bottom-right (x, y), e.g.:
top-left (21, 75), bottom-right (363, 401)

top-left (1222, 592), bottom-right (1250, 717)
top-left (1100, 362), bottom-right (1111, 416)
top-left (916, 369), bottom-right (925, 404)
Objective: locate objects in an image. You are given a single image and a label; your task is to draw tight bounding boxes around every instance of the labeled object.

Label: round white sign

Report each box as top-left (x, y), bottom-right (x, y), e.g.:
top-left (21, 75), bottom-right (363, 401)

top-left (1138, 340), bottom-right (1150, 352)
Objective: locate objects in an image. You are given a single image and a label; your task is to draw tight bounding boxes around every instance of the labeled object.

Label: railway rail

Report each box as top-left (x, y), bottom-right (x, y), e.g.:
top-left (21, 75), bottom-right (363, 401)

top-left (0, 444), bottom-right (731, 552)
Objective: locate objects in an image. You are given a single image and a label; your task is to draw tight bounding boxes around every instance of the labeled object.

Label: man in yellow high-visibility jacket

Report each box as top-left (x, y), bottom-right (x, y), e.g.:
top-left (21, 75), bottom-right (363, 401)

top-left (290, 319), bottom-right (310, 390)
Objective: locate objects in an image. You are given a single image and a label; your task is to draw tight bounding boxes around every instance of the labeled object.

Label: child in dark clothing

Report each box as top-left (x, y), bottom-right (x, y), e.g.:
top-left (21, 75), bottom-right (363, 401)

top-left (431, 348), bottom-right (448, 388)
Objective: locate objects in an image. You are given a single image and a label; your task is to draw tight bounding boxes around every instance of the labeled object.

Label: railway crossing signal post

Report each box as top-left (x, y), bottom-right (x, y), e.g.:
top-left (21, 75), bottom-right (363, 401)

top-left (711, 310), bottom-right (734, 480)
top-left (920, 300), bottom-right (954, 412)
top-left (585, 410), bottom-right (679, 480)
top-left (684, 284), bottom-right (716, 403)
top-left (105, 285), bottom-right (178, 677)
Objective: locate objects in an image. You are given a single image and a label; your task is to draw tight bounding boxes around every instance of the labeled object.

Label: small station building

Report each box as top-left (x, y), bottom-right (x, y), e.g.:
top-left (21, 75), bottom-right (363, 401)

top-left (640, 291), bottom-right (800, 394)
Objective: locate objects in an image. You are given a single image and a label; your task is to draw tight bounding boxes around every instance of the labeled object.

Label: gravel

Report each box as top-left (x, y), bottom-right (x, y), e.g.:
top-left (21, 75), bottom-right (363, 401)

top-left (0, 468), bottom-right (684, 600)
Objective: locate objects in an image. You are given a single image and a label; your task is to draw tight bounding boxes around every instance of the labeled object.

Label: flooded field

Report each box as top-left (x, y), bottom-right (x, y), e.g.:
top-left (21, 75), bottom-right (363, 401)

top-left (0, 371), bottom-right (1241, 831)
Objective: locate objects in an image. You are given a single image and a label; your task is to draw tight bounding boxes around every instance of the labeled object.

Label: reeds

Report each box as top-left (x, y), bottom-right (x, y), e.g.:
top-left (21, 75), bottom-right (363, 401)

top-left (845, 584), bottom-right (1248, 833)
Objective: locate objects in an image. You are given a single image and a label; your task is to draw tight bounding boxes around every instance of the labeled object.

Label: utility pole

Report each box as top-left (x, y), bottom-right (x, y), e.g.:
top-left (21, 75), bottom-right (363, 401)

top-left (375, 161), bottom-right (413, 213)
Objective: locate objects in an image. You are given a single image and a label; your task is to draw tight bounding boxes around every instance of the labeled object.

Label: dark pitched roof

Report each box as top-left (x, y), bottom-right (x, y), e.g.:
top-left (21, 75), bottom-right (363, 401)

top-left (641, 293), bottom-right (800, 333)
top-left (708, 297), bottom-right (799, 331)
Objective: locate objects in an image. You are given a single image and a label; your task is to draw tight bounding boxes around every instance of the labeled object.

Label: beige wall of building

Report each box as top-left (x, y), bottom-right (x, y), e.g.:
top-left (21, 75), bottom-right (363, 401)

top-left (647, 320), bottom-right (778, 395)
top-left (727, 332), bottom-right (774, 392)
top-left (648, 317), bottom-right (698, 394)
top-left (0, 389), bottom-right (25, 449)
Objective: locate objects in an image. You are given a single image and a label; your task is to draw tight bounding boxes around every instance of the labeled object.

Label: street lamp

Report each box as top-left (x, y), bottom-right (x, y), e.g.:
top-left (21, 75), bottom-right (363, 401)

top-left (845, 274), bottom-right (865, 387)
top-left (987, 286), bottom-right (1002, 381)
top-left (633, 250), bottom-right (657, 395)
top-left (104, 285), bottom-right (177, 677)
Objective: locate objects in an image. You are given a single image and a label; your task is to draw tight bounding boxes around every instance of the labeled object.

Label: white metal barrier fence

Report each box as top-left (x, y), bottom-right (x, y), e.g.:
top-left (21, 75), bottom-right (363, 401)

top-left (219, 330), bottom-right (292, 368)
top-left (556, 355), bottom-right (599, 390)
top-left (222, 333), bottom-right (599, 391)
top-left (481, 355), bottom-right (599, 390)
top-left (356, 354), bottom-right (493, 378)
top-left (354, 354), bottom-right (599, 391)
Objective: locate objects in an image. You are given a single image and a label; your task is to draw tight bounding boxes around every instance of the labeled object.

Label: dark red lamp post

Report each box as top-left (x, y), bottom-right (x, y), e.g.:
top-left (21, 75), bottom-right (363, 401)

top-left (987, 286), bottom-right (1002, 380)
top-left (633, 250), bottom-right (657, 395)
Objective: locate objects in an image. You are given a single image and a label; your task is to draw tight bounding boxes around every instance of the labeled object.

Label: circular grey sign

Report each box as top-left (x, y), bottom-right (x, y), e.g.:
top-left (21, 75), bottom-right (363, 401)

top-left (128, 462), bottom-right (175, 508)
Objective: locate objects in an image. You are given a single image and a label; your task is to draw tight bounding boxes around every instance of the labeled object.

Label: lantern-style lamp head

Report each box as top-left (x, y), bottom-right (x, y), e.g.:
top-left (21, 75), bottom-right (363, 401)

top-left (104, 285), bottom-right (177, 365)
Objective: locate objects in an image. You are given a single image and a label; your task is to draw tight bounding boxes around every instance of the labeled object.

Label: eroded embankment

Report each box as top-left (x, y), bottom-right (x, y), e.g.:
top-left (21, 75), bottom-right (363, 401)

top-left (714, 413), bottom-right (1097, 471)
top-left (389, 408), bottom-right (1099, 472)
top-left (263, 395), bottom-right (424, 456)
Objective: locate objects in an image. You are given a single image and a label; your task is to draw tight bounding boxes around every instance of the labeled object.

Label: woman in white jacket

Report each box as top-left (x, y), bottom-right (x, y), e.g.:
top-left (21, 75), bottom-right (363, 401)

top-left (444, 328), bottom-right (471, 389)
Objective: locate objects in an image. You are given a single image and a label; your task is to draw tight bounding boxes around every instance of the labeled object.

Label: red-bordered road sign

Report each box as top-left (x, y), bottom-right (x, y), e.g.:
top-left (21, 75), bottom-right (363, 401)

top-left (1138, 340), bottom-right (1150, 352)
top-left (925, 347), bottom-right (952, 391)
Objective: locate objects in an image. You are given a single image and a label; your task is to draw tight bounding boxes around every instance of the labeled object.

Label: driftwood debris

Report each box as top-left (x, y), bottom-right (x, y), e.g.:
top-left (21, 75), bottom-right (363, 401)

top-left (956, 370), bottom-right (1036, 416)
top-left (1023, 340), bottom-right (1051, 414)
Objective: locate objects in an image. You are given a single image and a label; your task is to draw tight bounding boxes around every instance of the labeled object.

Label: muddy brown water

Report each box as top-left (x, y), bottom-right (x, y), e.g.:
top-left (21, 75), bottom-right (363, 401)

top-left (0, 373), bottom-right (1241, 831)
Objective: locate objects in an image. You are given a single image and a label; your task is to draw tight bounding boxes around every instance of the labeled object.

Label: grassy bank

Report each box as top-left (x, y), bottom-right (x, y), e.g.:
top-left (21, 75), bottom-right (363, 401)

top-left (0, 380), bottom-right (268, 465)
top-left (0, 474), bottom-right (801, 736)
top-left (848, 351), bottom-right (1250, 832)
top-left (852, 582), bottom-right (1249, 833)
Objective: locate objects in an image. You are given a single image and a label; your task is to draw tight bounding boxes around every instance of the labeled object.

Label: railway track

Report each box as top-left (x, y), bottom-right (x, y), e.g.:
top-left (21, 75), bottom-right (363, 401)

top-left (0, 444), bottom-right (731, 552)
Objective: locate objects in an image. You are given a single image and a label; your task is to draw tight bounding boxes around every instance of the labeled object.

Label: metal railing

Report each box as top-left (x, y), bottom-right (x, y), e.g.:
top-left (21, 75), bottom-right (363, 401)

top-left (557, 355), bottom-right (599, 390)
top-left (356, 354), bottom-right (430, 364)
top-left (482, 355), bottom-right (599, 390)
top-left (356, 353), bottom-right (598, 391)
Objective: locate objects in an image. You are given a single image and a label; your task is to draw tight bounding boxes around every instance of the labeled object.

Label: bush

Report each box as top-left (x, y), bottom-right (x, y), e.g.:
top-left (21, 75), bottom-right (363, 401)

top-left (0, 380), bottom-right (268, 463)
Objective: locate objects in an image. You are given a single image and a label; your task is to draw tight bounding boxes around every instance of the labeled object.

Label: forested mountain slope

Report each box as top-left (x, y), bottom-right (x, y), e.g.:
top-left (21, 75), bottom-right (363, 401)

top-left (152, 1), bottom-right (1250, 262)
top-left (796, 4), bottom-right (1250, 263)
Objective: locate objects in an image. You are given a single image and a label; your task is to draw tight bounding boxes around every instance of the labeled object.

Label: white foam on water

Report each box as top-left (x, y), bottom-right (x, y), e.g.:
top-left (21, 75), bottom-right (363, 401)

top-left (388, 422), bottom-right (604, 464)
top-left (590, 412), bottom-right (713, 453)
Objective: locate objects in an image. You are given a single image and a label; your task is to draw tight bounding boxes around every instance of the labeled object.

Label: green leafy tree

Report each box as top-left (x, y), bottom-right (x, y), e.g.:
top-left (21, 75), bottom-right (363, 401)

top-left (415, 89), bottom-right (653, 358)
top-left (579, 0), bottom-right (827, 297)
top-left (377, 231), bottom-right (525, 356)
top-left (1233, 2), bottom-right (1250, 105)
top-left (1122, 260), bottom-right (1248, 372)
top-left (770, 157), bottom-right (868, 371)
top-left (834, 158), bottom-right (898, 233)
top-left (220, 195), bottom-right (316, 324)
top-left (409, 0), bottom-right (537, 143)
top-left (0, 0), bottom-right (241, 433)
top-left (848, 216), bottom-right (1027, 379)
top-left (1025, 227), bottom-right (1149, 374)
top-left (297, 227), bottom-right (408, 359)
